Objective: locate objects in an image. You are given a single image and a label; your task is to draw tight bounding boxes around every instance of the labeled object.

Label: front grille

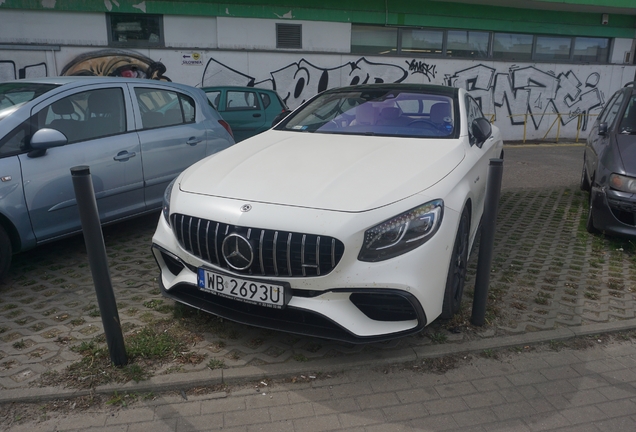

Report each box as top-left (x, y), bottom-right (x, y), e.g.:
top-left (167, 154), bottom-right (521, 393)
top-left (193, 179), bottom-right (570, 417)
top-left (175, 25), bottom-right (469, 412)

top-left (171, 213), bottom-right (345, 277)
top-left (608, 197), bottom-right (636, 225)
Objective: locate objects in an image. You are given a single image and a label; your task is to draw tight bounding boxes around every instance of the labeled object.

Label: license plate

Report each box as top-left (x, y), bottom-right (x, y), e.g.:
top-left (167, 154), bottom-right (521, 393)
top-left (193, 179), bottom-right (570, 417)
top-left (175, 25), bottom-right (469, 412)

top-left (197, 268), bottom-right (288, 309)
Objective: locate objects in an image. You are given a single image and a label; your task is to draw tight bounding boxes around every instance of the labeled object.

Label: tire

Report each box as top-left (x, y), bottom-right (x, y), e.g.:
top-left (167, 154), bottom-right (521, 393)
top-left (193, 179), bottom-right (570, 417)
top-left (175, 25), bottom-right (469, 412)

top-left (586, 190), bottom-right (598, 234)
top-left (580, 161), bottom-right (590, 192)
top-left (441, 208), bottom-right (470, 319)
top-left (0, 225), bottom-right (11, 282)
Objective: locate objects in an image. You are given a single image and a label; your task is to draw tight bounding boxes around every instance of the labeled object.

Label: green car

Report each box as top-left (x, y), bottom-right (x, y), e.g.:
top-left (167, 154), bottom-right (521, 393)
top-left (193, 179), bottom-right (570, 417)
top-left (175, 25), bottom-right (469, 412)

top-left (202, 86), bottom-right (290, 142)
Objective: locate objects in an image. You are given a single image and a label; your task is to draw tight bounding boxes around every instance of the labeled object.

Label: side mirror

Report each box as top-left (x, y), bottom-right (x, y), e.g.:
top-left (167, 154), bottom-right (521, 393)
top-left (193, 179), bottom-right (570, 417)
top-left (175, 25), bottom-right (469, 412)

top-left (471, 118), bottom-right (492, 147)
top-left (598, 122), bottom-right (608, 136)
top-left (30, 128), bottom-right (68, 150)
top-left (272, 110), bottom-right (292, 127)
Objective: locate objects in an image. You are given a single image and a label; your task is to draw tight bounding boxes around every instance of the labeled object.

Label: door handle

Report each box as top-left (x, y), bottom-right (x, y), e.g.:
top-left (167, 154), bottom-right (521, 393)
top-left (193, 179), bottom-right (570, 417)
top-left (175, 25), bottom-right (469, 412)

top-left (113, 151), bottom-right (136, 161)
top-left (186, 137), bottom-right (202, 146)
top-left (252, 113), bottom-right (262, 118)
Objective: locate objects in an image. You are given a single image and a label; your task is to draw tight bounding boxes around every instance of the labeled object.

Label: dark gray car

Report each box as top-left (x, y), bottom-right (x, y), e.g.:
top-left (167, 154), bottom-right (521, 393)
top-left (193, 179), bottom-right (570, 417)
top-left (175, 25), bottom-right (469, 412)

top-left (581, 81), bottom-right (636, 237)
top-left (0, 77), bottom-right (234, 280)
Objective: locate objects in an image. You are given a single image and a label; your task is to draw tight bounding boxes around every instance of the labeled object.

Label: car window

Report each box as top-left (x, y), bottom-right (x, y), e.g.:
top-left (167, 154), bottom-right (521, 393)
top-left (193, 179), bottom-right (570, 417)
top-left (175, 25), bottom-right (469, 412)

top-left (0, 82), bottom-right (58, 121)
top-left (36, 88), bottom-right (126, 143)
top-left (0, 121), bottom-right (28, 157)
top-left (135, 88), bottom-right (195, 129)
top-left (259, 92), bottom-right (271, 109)
top-left (619, 95), bottom-right (636, 134)
top-left (600, 91), bottom-right (624, 127)
top-left (277, 89), bottom-right (456, 138)
top-left (205, 91), bottom-right (221, 109)
top-left (226, 91), bottom-right (260, 111)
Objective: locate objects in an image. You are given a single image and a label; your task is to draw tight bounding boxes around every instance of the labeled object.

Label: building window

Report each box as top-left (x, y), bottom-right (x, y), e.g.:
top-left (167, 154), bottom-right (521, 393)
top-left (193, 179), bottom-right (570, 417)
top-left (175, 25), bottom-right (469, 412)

top-left (351, 25), bottom-right (397, 55)
top-left (446, 30), bottom-right (489, 58)
top-left (107, 13), bottom-right (163, 47)
top-left (276, 24), bottom-right (302, 49)
top-left (573, 37), bottom-right (610, 63)
top-left (493, 33), bottom-right (533, 61)
top-left (350, 25), bottom-right (610, 64)
top-left (401, 29), bottom-right (443, 55)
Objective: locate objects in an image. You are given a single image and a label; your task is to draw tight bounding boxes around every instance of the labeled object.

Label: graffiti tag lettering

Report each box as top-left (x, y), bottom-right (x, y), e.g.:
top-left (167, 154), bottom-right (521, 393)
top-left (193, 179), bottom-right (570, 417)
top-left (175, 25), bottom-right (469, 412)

top-left (406, 59), bottom-right (437, 82)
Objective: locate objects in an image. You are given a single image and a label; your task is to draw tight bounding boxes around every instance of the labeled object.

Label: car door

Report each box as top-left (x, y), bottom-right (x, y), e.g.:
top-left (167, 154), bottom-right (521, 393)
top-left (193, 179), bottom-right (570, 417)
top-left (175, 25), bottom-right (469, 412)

top-left (20, 84), bottom-right (144, 243)
top-left (131, 85), bottom-right (208, 210)
top-left (220, 89), bottom-right (266, 142)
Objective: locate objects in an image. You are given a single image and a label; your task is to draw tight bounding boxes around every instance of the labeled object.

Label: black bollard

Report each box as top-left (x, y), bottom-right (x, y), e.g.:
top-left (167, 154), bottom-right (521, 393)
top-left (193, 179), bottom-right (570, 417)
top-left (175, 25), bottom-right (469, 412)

top-left (71, 166), bottom-right (127, 366)
top-left (471, 158), bottom-right (504, 327)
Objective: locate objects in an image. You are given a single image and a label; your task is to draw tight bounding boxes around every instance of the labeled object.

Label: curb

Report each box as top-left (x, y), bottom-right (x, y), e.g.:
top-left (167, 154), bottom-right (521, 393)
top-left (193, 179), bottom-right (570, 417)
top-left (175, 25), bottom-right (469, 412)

top-left (4, 317), bottom-right (636, 405)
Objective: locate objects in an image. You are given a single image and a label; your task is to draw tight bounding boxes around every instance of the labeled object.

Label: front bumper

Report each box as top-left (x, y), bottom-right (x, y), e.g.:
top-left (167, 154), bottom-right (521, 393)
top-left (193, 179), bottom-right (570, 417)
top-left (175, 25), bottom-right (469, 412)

top-left (590, 187), bottom-right (636, 238)
top-left (151, 193), bottom-right (460, 342)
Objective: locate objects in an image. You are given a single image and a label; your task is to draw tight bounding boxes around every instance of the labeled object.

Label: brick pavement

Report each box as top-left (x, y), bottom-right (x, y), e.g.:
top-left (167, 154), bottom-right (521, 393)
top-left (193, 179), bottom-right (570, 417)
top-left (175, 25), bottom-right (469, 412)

top-left (4, 336), bottom-right (636, 431)
top-left (3, 144), bottom-right (636, 430)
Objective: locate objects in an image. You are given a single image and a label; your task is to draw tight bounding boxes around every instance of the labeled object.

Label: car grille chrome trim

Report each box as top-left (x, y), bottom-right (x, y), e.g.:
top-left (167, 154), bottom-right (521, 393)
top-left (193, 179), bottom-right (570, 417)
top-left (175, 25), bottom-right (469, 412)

top-left (171, 213), bottom-right (345, 278)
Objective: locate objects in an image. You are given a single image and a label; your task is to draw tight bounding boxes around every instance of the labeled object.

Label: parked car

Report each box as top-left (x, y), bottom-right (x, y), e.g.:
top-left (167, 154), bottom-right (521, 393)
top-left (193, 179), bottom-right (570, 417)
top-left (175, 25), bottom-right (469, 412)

top-left (202, 86), bottom-right (289, 142)
top-left (152, 83), bottom-right (504, 342)
top-left (0, 77), bottom-right (235, 280)
top-left (581, 81), bottom-right (636, 237)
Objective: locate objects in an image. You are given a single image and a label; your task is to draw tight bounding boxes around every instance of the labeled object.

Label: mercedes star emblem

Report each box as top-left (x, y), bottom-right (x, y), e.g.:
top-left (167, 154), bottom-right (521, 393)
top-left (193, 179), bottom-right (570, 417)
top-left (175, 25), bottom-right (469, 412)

top-left (221, 233), bottom-right (254, 270)
top-left (240, 204), bottom-right (252, 212)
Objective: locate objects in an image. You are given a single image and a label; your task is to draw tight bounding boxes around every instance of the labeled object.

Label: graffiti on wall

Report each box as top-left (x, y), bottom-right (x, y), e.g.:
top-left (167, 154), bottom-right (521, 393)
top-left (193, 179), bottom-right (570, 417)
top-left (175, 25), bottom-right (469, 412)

top-left (202, 57), bottom-right (408, 106)
top-left (406, 59), bottom-right (437, 82)
top-left (0, 60), bottom-right (47, 82)
top-left (445, 64), bottom-right (604, 131)
top-left (61, 49), bottom-right (170, 80)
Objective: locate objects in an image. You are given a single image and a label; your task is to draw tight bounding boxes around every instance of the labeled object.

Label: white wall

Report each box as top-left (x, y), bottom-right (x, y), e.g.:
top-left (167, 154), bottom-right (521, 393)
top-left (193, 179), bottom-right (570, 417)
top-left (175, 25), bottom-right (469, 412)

top-left (0, 10), bottom-right (107, 46)
top-left (216, 17), bottom-right (350, 52)
top-left (164, 15), bottom-right (218, 49)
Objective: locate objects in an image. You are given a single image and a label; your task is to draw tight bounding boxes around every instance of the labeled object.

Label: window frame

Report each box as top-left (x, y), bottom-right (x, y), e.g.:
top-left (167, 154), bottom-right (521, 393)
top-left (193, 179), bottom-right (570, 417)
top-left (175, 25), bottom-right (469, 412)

top-left (107, 13), bottom-right (164, 48)
top-left (350, 24), bottom-right (611, 64)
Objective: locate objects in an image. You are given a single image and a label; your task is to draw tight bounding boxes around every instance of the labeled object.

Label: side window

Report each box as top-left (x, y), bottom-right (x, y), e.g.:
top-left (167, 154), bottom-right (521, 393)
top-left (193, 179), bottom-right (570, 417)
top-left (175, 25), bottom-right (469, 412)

top-left (37, 88), bottom-right (126, 143)
top-left (205, 91), bottom-right (221, 109)
top-left (0, 121), bottom-right (28, 157)
top-left (619, 96), bottom-right (636, 134)
top-left (135, 88), bottom-right (194, 129)
top-left (601, 91), bottom-right (625, 127)
top-left (226, 91), bottom-right (260, 111)
top-left (259, 92), bottom-right (271, 109)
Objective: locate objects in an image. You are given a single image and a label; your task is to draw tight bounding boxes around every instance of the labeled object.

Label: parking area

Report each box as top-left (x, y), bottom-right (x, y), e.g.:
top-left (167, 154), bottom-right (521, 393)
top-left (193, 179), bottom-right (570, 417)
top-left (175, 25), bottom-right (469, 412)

top-left (2, 143), bottom-right (636, 392)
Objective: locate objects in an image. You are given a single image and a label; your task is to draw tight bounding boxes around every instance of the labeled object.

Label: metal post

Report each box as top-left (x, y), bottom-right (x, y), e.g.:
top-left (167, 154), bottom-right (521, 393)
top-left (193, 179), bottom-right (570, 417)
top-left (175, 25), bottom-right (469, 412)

top-left (471, 158), bottom-right (504, 327)
top-left (71, 166), bottom-right (127, 366)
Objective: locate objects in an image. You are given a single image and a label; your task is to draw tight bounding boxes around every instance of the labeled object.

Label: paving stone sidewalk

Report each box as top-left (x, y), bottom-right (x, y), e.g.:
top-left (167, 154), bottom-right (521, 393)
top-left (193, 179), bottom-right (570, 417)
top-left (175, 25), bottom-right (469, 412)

top-left (2, 144), bottom-right (636, 398)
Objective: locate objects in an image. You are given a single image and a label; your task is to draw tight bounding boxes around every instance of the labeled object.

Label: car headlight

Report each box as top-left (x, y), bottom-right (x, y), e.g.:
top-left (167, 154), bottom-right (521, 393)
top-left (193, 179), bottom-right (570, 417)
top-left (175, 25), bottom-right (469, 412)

top-left (163, 178), bottom-right (177, 225)
top-left (358, 199), bottom-right (443, 262)
top-left (610, 173), bottom-right (636, 193)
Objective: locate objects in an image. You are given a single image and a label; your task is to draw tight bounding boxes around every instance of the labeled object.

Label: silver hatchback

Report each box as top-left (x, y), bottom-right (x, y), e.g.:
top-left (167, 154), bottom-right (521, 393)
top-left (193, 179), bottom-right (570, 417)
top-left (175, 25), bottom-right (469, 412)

top-left (0, 77), bottom-right (235, 280)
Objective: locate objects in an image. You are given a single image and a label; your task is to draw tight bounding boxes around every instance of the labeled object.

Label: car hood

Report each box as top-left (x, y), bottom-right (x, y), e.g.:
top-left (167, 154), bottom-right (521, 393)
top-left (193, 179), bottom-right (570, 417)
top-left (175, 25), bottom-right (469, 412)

top-left (179, 130), bottom-right (465, 212)
top-left (616, 134), bottom-right (636, 177)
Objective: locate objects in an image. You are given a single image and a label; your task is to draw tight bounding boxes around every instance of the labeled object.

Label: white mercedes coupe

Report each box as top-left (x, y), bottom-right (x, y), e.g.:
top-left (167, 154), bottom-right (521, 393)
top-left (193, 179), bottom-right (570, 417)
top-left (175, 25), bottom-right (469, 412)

top-left (152, 84), bottom-right (504, 342)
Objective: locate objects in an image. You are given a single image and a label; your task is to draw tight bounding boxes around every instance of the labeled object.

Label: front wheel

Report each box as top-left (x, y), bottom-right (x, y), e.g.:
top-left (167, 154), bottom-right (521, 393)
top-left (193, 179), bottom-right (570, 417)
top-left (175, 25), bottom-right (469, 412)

top-left (441, 208), bottom-right (470, 319)
top-left (586, 191), bottom-right (598, 234)
top-left (580, 162), bottom-right (590, 192)
top-left (0, 226), bottom-right (12, 281)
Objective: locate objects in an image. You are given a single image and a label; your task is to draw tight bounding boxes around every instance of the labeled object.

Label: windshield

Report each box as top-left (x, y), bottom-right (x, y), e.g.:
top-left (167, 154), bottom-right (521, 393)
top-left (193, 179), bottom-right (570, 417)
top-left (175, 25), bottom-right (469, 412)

top-left (620, 95), bottom-right (636, 135)
top-left (0, 82), bottom-right (59, 120)
top-left (277, 88), bottom-right (456, 138)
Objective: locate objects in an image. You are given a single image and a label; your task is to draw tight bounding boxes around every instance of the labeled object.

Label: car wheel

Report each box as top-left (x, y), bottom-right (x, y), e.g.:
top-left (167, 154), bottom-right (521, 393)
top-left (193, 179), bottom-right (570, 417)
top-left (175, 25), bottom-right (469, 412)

top-left (441, 208), bottom-right (470, 319)
top-left (586, 190), bottom-right (598, 234)
top-left (0, 226), bottom-right (12, 281)
top-left (580, 161), bottom-right (590, 192)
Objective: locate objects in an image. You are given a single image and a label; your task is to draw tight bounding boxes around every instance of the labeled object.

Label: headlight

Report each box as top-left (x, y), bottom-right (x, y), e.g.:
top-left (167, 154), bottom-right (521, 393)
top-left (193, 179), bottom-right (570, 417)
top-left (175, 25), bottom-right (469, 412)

top-left (163, 178), bottom-right (177, 225)
top-left (358, 199), bottom-right (443, 262)
top-left (610, 173), bottom-right (636, 193)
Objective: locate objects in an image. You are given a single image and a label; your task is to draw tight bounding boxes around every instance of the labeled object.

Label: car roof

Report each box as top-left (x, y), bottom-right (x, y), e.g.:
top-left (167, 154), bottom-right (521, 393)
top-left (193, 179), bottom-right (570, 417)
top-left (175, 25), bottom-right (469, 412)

top-left (324, 83), bottom-right (459, 98)
top-left (12, 76), bottom-right (201, 93)
top-left (201, 86), bottom-right (278, 93)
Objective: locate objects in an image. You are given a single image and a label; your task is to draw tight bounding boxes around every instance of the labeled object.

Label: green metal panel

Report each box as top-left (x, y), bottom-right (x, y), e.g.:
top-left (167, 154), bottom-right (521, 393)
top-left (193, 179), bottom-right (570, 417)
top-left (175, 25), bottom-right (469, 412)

top-left (1, 0), bottom-right (634, 38)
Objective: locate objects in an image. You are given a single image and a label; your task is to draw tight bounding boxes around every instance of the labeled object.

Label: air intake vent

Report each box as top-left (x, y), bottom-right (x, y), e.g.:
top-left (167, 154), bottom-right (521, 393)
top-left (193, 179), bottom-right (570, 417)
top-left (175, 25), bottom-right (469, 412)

top-left (276, 23), bottom-right (302, 49)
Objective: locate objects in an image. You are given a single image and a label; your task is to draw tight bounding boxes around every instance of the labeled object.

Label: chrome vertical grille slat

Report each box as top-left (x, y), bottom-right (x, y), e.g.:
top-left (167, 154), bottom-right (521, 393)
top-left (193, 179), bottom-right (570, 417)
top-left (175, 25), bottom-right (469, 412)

top-left (171, 214), bottom-right (344, 278)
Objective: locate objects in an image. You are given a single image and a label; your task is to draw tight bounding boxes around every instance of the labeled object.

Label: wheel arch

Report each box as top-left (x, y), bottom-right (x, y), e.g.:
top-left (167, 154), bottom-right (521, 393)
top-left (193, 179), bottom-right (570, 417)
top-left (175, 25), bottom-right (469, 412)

top-left (0, 212), bottom-right (21, 254)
